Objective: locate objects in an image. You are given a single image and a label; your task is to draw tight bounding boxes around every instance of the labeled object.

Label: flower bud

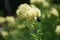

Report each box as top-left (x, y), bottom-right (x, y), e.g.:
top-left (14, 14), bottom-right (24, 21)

top-left (50, 8), bottom-right (59, 17)
top-left (30, 0), bottom-right (50, 8)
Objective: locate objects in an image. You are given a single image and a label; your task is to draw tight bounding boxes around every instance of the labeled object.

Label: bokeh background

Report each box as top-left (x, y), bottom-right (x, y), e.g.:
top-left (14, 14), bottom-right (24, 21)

top-left (0, 0), bottom-right (60, 40)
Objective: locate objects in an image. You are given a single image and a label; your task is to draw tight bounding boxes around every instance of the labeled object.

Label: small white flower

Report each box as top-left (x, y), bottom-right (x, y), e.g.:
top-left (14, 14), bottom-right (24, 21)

top-left (6, 16), bottom-right (15, 22)
top-left (6, 16), bottom-right (15, 26)
top-left (1, 31), bottom-right (9, 38)
top-left (50, 8), bottom-right (59, 17)
top-left (16, 4), bottom-right (41, 21)
top-left (0, 17), bottom-right (6, 24)
top-left (55, 25), bottom-right (60, 35)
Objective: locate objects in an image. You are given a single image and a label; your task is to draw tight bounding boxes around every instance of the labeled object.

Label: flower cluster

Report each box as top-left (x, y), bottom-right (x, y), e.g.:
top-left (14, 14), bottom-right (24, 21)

top-left (0, 16), bottom-right (15, 27)
top-left (16, 4), bottom-right (41, 21)
top-left (6, 16), bottom-right (15, 26)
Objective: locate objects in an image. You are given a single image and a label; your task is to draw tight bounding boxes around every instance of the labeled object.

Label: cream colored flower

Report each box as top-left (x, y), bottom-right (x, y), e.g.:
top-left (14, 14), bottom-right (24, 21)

top-left (1, 31), bottom-right (9, 38)
top-left (50, 8), bottom-right (59, 17)
top-left (6, 16), bottom-right (15, 26)
top-left (55, 25), bottom-right (60, 35)
top-left (30, 0), bottom-right (50, 7)
top-left (0, 17), bottom-right (6, 24)
top-left (16, 3), bottom-right (41, 21)
top-left (6, 16), bottom-right (15, 22)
